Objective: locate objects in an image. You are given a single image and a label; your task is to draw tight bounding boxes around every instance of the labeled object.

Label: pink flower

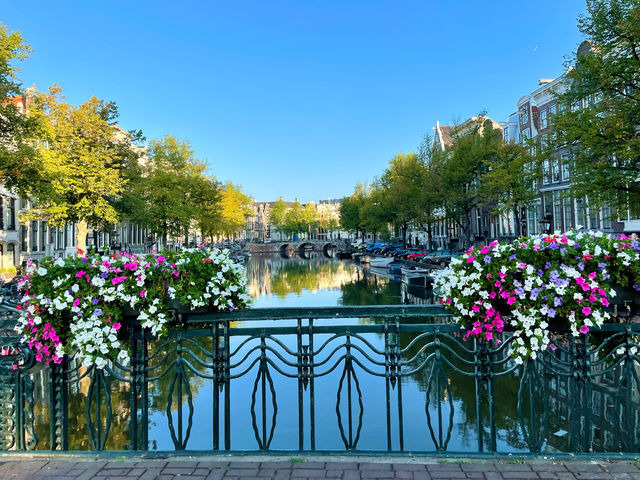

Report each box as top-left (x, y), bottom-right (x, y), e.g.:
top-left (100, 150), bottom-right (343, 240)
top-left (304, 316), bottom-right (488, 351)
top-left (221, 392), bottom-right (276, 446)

top-left (581, 307), bottom-right (591, 316)
top-left (549, 343), bottom-right (558, 351)
top-left (480, 246), bottom-right (490, 254)
top-left (112, 322), bottom-right (121, 331)
top-left (494, 281), bottom-right (501, 288)
top-left (140, 290), bottom-right (146, 298)
top-left (472, 304), bottom-right (480, 313)
top-left (500, 291), bottom-right (510, 299)
top-left (466, 256), bottom-right (475, 263)
top-left (560, 236), bottom-right (568, 244)
top-left (601, 298), bottom-right (610, 307)
top-left (489, 292), bottom-right (497, 299)
top-left (11, 364), bottom-right (18, 371)
top-left (580, 324), bottom-right (589, 334)
top-left (73, 298), bottom-right (80, 308)
top-left (507, 297), bottom-right (516, 306)
top-left (76, 271), bottom-right (86, 278)
top-left (156, 256), bottom-right (166, 263)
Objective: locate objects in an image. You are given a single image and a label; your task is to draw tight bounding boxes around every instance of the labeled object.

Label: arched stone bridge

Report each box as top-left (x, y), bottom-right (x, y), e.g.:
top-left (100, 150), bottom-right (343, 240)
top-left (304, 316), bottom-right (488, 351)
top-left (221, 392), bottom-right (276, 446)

top-left (248, 239), bottom-right (350, 256)
top-left (277, 239), bottom-right (350, 256)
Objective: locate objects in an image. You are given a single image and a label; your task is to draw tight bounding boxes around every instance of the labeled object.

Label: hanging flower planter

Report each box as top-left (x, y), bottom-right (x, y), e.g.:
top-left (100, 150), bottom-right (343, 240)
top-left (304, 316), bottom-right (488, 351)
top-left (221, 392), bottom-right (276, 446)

top-left (434, 230), bottom-right (640, 364)
top-left (15, 247), bottom-right (252, 369)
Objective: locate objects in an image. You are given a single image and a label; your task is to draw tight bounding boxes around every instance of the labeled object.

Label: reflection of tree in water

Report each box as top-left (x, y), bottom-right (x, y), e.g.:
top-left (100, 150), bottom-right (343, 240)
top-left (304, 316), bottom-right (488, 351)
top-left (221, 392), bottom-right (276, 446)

top-left (339, 270), bottom-right (402, 306)
top-left (247, 253), bottom-right (360, 299)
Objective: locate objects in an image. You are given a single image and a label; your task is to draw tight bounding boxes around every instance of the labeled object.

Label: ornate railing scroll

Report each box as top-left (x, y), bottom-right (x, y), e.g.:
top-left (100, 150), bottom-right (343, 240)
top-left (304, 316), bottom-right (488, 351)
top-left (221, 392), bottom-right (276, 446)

top-left (0, 303), bottom-right (640, 454)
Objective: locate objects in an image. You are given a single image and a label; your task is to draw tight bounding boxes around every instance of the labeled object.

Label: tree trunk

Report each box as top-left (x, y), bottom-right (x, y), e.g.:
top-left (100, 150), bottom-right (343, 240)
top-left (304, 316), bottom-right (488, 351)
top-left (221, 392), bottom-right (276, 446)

top-left (75, 221), bottom-right (90, 256)
top-left (513, 206), bottom-right (521, 238)
top-left (401, 225), bottom-right (408, 247)
top-left (426, 222), bottom-right (433, 251)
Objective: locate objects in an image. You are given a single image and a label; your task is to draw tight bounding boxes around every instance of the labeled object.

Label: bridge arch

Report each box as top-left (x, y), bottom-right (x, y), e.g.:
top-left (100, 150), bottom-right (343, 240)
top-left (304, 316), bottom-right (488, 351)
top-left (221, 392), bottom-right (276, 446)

top-left (323, 243), bottom-right (339, 257)
top-left (297, 242), bottom-right (317, 255)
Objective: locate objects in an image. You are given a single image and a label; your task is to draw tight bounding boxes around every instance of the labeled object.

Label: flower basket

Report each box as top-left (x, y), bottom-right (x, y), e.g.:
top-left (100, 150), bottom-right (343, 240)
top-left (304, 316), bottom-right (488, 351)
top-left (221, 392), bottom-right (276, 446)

top-left (15, 247), bottom-right (251, 368)
top-left (434, 230), bottom-right (640, 364)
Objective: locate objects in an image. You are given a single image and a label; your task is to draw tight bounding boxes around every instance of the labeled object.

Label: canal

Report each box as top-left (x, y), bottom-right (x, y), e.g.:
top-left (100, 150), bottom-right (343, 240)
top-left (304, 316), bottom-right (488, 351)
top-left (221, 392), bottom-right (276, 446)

top-left (27, 252), bottom-right (638, 453)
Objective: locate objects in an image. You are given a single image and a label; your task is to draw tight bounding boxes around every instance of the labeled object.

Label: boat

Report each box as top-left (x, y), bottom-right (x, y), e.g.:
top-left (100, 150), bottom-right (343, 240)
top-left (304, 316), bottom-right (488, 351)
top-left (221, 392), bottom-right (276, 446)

top-left (388, 262), bottom-right (404, 275)
top-left (360, 255), bottom-right (370, 264)
top-left (401, 267), bottom-right (435, 288)
top-left (369, 256), bottom-right (395, 268)
top-left (400, 267), bottom-right (431, 276)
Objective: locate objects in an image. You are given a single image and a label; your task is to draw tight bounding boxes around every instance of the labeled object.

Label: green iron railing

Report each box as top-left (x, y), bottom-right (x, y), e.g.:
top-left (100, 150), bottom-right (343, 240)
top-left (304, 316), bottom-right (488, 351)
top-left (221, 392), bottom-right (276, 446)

top-left (0, 303), bottom-right (639, 454)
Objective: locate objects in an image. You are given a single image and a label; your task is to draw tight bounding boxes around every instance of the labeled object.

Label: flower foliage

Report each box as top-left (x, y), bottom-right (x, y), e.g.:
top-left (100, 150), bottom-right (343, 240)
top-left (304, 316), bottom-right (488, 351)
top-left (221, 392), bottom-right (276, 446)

top-left (434, 230), bottom-right (640, 364)
top-left (16, 248), bottom-right (251, 368)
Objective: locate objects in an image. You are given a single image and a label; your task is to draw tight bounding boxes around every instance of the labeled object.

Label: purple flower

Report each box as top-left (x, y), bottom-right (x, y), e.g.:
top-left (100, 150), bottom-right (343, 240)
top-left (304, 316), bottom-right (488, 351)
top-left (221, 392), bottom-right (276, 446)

top-left (574, 243), bottom-right (580, 248)
top-left (545, 262), bottom-right (551, 270)
top-left (91, 298), bottom-right (99, 305)
top-left (100, 272), bottom-right (108, 279)
top-left (515, 287), bottom-right (525, 296)
top-left (560, 248), bottom-right (567, 256)
top-left (531, 288), bottom-right (540, 299)
top-left (577, 262), bottom-right (585, 271)
top-left (81, 257), bottom-right (87, 263)
top-left (547, 308), bottom-right (556, 318)
top-left (634, 284), bottom-right (640, 292)
top-left (93, 308), bottom-right (103, 317)
top-left (549, 243), bottom-right (559, 250)
top-left (484, 255), bottom-right (491, 263)
top-left (509, 254), bottom-right (517, 261)
top-left (76, 311), bottom-right (83, 317)
top-left (537, 270), bottom-right (544, 276)
top-left (554, 296), bottom-right (563, 307)
top-left (597, 262), bottom-right (606, 269)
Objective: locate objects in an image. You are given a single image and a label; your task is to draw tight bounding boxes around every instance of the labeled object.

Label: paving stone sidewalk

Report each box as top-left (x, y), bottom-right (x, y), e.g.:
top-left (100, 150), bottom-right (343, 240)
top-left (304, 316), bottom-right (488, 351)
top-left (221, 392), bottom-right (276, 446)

top-left (0, 456), bottom-right (639, 480)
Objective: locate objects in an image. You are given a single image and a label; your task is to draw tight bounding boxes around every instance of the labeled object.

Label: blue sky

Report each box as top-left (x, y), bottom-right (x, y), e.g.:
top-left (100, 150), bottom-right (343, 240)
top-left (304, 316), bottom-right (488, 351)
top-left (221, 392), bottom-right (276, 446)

top-left (4, 1), bottom-right (587, 203)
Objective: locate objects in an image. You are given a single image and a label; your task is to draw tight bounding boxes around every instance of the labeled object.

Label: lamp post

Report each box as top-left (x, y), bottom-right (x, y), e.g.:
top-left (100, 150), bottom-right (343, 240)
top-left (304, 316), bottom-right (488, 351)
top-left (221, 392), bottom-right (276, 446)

top-left (539, 214), bottom-right (553, 235)
top-left (110, 230), bottom-right (121, 251)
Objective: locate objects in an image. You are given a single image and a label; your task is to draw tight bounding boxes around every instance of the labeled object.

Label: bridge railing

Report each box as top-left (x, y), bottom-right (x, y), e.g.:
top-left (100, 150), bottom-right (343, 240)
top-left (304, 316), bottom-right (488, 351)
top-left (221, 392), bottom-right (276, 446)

top-left (1, 304), bottom-right (640, 454)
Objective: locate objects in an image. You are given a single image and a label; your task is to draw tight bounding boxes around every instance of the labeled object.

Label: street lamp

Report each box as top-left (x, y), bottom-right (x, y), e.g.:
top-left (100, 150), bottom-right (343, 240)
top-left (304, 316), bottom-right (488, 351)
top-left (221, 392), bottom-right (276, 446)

top-left (110, 230), bottom-right (121, 251)
top-left (539, 214), bottom-right (553, 234)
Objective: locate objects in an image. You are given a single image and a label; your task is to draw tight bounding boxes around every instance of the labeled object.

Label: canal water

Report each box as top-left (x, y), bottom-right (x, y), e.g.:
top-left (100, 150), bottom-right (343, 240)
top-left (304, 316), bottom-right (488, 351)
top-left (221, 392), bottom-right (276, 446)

top-left (29, 252), bottom-right (636, 453)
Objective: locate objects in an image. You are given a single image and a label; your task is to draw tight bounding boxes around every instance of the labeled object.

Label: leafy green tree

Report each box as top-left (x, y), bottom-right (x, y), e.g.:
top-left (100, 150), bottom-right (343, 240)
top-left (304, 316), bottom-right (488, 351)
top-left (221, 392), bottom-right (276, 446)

top-left (303, 202), bottom-right (317, 238)
top-left (127, 135), bottom-right (209, 246)
top-left (270, 198), bottom-right (288, 237)
top-left (550, 0), bottom-right (640, 215)
top-left (360, 181), bottom-right (391, 241)
top-left (0, 24), bottom-right (39, 193)
top-left (24, 85), bottom-right (136, 253)
top-left (194, 176), bottom-right (222, 242)
top-left (284, 201), bottom-right (306, 238)
top-left (379, 153), bottom-right (425, 245)
top-left (480, 142), bottom-right (537, 237)
top-left (340, 183), bottom-right (367, 239)
top-left (417, 155), bottom-right (444, 250)
top-left (438, 116), bottom-right (495, 247)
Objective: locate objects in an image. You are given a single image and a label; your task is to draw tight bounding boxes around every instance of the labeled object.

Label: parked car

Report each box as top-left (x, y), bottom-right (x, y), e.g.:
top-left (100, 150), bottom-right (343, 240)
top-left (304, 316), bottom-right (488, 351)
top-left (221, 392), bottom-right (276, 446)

top-left (420, 249), bottom-right (460, 266)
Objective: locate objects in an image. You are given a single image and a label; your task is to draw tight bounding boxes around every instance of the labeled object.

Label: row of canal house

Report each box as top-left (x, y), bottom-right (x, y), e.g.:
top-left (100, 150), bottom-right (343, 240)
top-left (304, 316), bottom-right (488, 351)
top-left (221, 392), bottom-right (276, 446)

top-left (407, 72), bottom-right (640, 251)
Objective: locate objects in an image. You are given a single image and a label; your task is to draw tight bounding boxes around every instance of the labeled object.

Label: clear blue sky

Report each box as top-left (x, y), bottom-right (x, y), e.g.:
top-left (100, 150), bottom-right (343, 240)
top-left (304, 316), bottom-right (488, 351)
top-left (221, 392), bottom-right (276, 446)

top-left (3, 1), bottom-right (587, 203)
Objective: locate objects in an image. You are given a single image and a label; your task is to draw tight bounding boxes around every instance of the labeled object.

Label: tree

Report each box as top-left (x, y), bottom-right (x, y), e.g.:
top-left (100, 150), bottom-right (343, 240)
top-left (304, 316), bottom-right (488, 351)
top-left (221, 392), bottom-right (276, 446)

top-left (340, 183), bottom-right (367, 239)
top-left (480, 142), bottom-right (537, 237)
top-left (303, 202), bottom-right (317, 238)
top-left (284, 201), bottom-right (306, 238)
top-left (379, 153), bottom-right (425, 245)
top-left (360, 181), bottom-right (391, 241)
top-left (216, 182), bottom-right (252, 238)
top-left (270, 198), bottom-right (288, 237)
top-left (194, 176), bottom-right (222, 242)
top-left (550, 0), bottom-right (640, 215)
top-left (0, 24), bottom-right (39, 193)
top-left (24, 85), bottom-right (135, 253)
top-left (127, 135), bottom-right (210, 246)
top-left (438, 116), bottom-right (495, 247)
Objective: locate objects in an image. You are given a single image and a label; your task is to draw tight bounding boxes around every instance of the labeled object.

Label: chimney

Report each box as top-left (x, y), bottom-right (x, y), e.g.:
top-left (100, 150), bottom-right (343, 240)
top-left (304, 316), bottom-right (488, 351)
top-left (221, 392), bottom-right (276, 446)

top-left (538, 78), bottom-right (554, 85)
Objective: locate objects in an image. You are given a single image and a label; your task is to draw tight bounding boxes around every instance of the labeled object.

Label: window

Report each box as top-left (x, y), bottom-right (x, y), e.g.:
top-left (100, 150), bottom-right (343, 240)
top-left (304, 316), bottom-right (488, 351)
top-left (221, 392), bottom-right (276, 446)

top-left (41, 222), bottom-right (47, 251)
top-left (552, 159), bottom-right (561, 183)
top-left (520, 110), bottom-right (529, 125)
top-left (602, 204), bottom-right (612, 229)
top-left (543, 160), bottom-right (551, 185)
top-left (31, 221), bottom-right (38, 251)
top-left (561, 154), bottom-right (571, 180)
top-left (553, 192), bottom-right (562, 232)
top-left (563, 198), bottom-right (573, 230)
top-left (7, 199), bottom-right (15, 230)
top-left (576, 198), bottom-right (587, 228)
top-left (7, 244), bottom-right (15, 267)
top-left (539, 109), bottom-right (547, 129)
top-left (20, 225), bottom-right (27, 252)
top-left (549, 104), bottom-right (557, 116)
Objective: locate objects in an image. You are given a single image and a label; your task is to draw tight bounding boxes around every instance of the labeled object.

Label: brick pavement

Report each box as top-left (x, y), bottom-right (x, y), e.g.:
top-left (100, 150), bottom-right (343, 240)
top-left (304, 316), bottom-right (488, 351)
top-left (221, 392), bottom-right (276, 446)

top-left (0, 457), bottom-right (638, 480)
